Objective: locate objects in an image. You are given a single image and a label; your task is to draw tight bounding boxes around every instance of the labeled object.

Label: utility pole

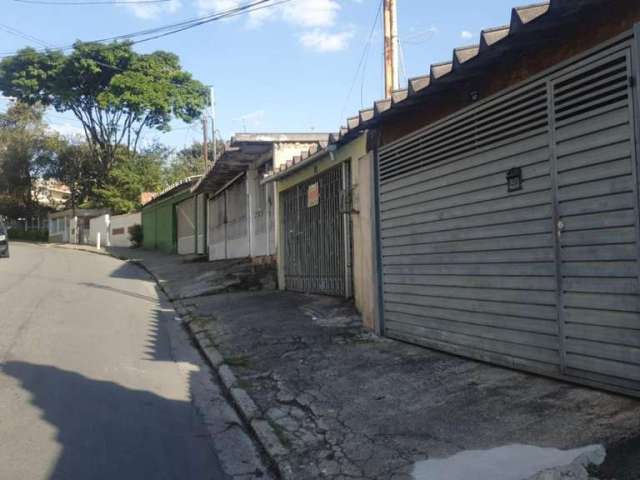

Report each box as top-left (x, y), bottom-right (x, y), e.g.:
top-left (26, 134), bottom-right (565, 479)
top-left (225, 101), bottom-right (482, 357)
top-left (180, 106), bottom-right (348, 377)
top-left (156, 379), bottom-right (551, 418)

top-left (203, 116), bottom-right (209, 172)
top-left (210, 86), bottom-right (216, 163)
top-left (383, 0), bottom-right (399, 99)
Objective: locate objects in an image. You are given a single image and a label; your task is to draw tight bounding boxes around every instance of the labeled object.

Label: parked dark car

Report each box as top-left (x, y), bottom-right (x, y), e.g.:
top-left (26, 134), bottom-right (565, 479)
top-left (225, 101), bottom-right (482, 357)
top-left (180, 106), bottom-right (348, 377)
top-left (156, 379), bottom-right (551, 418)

top-left (0, 222), bottom-right (9, 258)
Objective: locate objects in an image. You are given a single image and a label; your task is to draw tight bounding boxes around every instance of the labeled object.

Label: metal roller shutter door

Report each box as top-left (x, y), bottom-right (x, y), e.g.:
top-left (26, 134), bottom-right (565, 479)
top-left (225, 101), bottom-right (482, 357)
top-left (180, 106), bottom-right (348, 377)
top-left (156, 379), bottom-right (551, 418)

top-left (377, 35), bottom-right (640, 395)
top-left (176, 197), bottom-right (196, 255)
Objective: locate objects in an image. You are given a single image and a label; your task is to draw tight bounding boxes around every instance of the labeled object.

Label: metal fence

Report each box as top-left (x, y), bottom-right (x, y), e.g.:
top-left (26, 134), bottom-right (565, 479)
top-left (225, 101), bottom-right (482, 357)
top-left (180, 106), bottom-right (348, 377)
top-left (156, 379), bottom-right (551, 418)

top-left (281, 163), bottom-right (351, 296)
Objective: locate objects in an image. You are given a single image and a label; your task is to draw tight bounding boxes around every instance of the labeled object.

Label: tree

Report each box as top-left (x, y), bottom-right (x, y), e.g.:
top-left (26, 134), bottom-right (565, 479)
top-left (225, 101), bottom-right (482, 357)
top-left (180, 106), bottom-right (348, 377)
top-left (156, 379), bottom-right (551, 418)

top-left (45, 141), bottom-right (101, 214)
top-left (164, 140), bottom-right (223, 186)
top-left (0, 102), bottom-right (56, 219)
top-left (92, 145), bottom-right (166, 214)
top-left (0, 41), bottom-right (209, 181)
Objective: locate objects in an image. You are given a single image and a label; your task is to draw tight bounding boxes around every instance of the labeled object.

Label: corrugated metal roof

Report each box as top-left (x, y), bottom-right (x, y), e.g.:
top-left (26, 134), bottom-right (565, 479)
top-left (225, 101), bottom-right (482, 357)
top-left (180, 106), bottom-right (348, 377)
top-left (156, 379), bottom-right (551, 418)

top-left (143, 176), bottom-right (201, 207)
top-left (191, 133), bottom-right (332, 195)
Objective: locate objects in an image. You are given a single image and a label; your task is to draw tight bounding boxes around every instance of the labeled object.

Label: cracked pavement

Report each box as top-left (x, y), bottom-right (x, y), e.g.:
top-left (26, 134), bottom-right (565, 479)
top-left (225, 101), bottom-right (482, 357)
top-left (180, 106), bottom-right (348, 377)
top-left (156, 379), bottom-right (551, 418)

top-left (183, 290), bottom-right (640, 480)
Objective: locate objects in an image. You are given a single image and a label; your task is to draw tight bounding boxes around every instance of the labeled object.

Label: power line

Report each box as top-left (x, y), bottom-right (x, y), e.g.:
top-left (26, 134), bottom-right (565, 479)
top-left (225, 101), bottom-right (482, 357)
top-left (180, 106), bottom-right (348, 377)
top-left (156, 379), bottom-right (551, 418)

top-left (0, 0), bottom-right (293, 57)
top-left (338, 0), bottom-right (382, 123)
top-left (0, 23), bottom-right (49, 47)
top-left (13, 0), bottom-right (172, 4)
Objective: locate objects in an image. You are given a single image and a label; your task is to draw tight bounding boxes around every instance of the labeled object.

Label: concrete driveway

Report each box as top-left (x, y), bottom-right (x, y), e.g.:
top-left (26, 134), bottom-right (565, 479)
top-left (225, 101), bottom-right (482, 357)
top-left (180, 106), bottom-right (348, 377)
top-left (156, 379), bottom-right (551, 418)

top-left (0, 243), bottom-right (234, 480)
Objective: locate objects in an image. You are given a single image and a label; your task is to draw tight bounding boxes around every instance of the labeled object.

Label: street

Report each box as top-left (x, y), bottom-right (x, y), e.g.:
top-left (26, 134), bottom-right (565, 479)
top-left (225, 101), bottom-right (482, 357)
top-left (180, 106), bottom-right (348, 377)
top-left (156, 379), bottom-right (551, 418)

top-left (0, 242), bottom-right (230, 480)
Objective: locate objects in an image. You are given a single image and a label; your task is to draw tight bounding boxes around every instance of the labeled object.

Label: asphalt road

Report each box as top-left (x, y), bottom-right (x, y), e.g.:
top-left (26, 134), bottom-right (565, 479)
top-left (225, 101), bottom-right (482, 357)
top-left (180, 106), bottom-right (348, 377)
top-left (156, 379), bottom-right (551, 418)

top-left (0, 242), bottom-right (229, 480)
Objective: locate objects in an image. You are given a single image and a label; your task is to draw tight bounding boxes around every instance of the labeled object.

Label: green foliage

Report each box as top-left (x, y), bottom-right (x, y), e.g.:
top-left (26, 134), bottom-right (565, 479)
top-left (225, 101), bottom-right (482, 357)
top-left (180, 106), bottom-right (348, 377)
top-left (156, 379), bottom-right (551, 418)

top-left (92, 146), bottom-right (165, 214)
top-left (128, 224), bottom-right (143, 248)
top-left (0, 41), bottom-right (208, 177)
top-left (44, 141), bottom-right (101, 211)
top-left (0, 103), bottom-right (58, 219)
top-left (163, 140), bottom-right (222, 186)
top-left (7, 228), bottom-right (48, 242)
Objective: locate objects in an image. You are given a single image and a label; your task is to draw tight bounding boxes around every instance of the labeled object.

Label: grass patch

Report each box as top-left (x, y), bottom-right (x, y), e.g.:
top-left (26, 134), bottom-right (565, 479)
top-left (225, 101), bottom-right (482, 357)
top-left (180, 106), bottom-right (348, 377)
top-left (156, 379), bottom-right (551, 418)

top-left (268, 419), bottom-right (292, 449)
top-left (225, 355), bottom-right (251, 368)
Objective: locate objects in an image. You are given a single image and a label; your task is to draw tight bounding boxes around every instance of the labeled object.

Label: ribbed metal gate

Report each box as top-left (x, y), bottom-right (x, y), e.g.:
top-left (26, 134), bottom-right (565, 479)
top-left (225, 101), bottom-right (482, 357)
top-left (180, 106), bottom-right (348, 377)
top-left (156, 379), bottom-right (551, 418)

top-left (176, 196), bottom-right (196, 255)
top-left (377, 33), bottom-right (640, 396)
top-left (282, 163), bottom-right (352, 296)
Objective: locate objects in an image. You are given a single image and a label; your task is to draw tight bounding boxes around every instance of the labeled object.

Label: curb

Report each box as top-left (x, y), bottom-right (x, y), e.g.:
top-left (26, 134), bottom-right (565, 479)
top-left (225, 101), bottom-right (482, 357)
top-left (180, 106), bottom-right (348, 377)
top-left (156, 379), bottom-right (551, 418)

top-left (182, 314), bottom-right (289, 479)
top-left (62, 245), bottom-right (289, 478)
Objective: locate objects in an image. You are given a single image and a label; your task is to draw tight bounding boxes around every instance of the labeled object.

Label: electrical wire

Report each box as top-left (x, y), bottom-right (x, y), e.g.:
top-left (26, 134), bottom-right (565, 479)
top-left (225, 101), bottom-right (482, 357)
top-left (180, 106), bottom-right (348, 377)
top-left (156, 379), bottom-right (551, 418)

top-left (13, 0), bottom-right (172, 4)
top-left (0, 0), bottom-right (294, 57)
top-left (337, 0), bottom-right (382, 123)
top-left (0, 23), bottom-right (49, 47)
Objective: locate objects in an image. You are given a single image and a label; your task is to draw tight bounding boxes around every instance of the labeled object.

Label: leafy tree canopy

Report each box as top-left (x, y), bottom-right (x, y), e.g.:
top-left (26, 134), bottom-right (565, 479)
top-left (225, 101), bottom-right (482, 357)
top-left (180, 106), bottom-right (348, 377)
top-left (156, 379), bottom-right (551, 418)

top-left (92, 144), bottom-right (167, 214)
top-left (0, 41), bottom-right (209, 178)
top-left (0, 102), bottom-right (58, 218)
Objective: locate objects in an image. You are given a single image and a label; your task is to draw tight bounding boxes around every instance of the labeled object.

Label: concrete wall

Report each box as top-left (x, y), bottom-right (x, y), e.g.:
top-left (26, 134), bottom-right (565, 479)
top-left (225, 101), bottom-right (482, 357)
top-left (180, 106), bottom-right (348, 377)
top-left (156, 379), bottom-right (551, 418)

top-left (89, 214), bottom-right (110, 247)
top-left (196, 194), bottom-right (206, 255)
top-left (110, 212), bottom-right (141, 248)
top-left (351, 150), bottom-right (376, 331)
top-left (176, 196), bottom-right (196, 255)
top-left (208, 193), bottom-right (227, 261)
top-left (273, 142), bottom-right (319, 170)
top-left (48, 217), bottom-right (69, 243)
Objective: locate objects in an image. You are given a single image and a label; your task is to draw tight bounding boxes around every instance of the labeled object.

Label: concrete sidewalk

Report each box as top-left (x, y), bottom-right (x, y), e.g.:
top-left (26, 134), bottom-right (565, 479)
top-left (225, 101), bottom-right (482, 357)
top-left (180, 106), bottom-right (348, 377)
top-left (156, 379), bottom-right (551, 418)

top-left (96, 246), bottom-right (640, 480)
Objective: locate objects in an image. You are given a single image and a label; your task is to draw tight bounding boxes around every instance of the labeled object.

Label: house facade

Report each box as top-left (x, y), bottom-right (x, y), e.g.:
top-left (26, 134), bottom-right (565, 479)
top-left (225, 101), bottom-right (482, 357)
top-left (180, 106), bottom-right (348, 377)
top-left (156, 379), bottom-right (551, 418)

top-left (330, 0), bottom-right (640, 396)
top-left (141, 177), bottom-right (206, 255)
top-left (263, 133), bottom-right (378, 329)
top-left (48, 208), bottom-right (110, 244)
top-left (258, 0), bottom-right (640, 396)
top-left (192, 133), bottom-right (331, 263)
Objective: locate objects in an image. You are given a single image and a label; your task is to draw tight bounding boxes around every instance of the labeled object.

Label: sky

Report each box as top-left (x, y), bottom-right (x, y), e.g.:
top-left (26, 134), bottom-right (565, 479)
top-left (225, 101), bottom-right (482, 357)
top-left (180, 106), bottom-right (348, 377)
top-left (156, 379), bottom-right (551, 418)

top-left (0, 0), bottom-right (523, 150)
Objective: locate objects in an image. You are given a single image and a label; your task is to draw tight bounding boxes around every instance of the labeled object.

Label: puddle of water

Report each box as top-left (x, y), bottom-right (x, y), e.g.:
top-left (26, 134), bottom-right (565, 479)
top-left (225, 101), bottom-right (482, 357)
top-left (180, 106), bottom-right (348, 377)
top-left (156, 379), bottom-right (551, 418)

top-left (411, 444), bottom-right (601, 480)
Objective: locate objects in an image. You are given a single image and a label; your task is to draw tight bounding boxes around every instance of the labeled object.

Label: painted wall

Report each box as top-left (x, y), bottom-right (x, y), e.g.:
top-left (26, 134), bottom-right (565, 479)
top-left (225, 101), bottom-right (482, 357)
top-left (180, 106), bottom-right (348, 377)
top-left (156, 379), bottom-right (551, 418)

top-left (208, 192), bottom-right (227, 261)
top-left (89, 214), bottom-right (110, 247)
top-left (176, 196), bottom-right (196, 255)
top-left (142, 185), bottom-right (204, 254)
top-left (196, 194), bottom-right (206, 255)
top-left (110, 212), bottom-right (141, 248)
top-left (351, 151), bottom-right (376, 331)
top-left (273, 142), bottom-right (319, 170)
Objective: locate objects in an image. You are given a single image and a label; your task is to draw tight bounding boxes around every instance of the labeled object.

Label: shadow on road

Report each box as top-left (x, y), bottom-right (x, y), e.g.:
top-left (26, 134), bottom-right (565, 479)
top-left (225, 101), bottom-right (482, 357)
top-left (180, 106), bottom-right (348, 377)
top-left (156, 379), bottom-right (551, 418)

top-left (0, 361), bottom-right (224, 480)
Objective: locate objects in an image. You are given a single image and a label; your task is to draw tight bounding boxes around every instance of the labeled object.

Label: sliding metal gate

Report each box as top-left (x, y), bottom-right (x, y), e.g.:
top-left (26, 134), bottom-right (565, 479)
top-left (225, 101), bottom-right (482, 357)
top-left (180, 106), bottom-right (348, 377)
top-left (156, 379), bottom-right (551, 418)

top-left (377, 33), bottom-right (640, 396)
top-left (282, 163), bottom-right (352, 296)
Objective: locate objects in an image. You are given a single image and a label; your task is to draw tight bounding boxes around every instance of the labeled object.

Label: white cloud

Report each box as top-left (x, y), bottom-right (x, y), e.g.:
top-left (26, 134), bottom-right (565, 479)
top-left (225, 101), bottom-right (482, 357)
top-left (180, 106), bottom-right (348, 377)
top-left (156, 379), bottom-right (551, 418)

top-left (299, 29), bottom-right (354, 53)
top-left (194, 0), bottom-right (238, 17)
top-left (190, 0), bottom-right (350, 53)
top-left (460, 30), bottom-right (474, 40)
top-left (281, 0), bottom-right (340, 28)
top-left (48, 123), bottom-right (84, 139)
top-left (125, 0), bottom-right (181, 19)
